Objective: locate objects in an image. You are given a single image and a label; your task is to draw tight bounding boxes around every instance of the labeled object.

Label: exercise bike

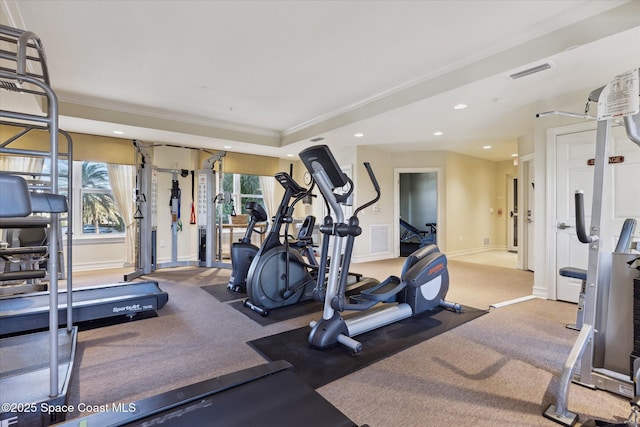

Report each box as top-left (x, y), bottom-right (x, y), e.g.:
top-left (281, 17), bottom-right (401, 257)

top-left (299, 144), bottom-right (461, 352)
top-left (242, 172), bottom-right (321, 316)
top-left (227, 202), bottom-right (269, 293)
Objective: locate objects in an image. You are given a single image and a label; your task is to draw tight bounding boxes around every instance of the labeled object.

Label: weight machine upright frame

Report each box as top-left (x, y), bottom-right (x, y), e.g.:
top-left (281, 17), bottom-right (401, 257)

top-left (125, 147), bottom-right (229, 281)
top-left (544, 69), bottom-right (640, 426)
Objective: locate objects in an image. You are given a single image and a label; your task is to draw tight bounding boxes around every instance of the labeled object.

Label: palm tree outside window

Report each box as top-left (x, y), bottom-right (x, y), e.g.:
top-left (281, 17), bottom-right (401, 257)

top-left (80, 162), bottom-right (124, 235)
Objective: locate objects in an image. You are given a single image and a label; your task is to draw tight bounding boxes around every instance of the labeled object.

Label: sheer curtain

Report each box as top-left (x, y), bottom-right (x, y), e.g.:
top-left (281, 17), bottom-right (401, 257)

top-left (0, 155), bottom-right (44, 175)
top-left (258, 175), bottom-right (275, 222)
top-left (107, 164), bottom-right (136, 266)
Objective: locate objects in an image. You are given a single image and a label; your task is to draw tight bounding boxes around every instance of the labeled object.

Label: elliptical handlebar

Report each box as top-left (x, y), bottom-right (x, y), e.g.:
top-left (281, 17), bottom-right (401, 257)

top-left (364, 162), bottom-right (380, 193)
top-left (354, 162), bottom-right (381, 217)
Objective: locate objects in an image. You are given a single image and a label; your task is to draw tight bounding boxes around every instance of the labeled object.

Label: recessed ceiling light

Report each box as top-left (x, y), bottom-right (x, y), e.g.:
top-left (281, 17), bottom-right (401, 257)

top-left (354, 132), bottom-right (364, 138)
top-left (511, 153), bottom-right (518, 157)
top-left (433, 131), bottom-right (444, 136)
top-left (113, 130), bottom-right (124, 135)
top-left (483, 145), bottom-right (492, 149)
top-left (223, 145), bottom-right (232, 149)
top-left (287, 154), bottom-right (294, 157)
top-left (453, 104), bottom-right (467, 110)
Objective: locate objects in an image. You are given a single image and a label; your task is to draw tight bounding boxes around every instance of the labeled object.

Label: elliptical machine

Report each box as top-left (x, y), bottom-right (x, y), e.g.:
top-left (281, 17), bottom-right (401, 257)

top-left (243, 172), bottom-right (319, 316)
top-left (227, 202), bottom-right (269, 293)
top-left (299, 144), bottom-right (461, 353)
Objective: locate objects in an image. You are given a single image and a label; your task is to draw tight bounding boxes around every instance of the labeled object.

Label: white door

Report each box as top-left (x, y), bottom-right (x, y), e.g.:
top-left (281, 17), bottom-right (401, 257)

top-left (526, 160), bottom-right (535, 271)
top-left (507, 175), bottom-right (518, 252)
top-left (555, 125), bottom-right (640, 302)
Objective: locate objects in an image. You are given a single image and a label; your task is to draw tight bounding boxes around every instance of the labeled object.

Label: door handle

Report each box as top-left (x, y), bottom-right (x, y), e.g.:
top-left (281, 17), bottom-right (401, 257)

top-left (557, 222), bottom-right (571, 230)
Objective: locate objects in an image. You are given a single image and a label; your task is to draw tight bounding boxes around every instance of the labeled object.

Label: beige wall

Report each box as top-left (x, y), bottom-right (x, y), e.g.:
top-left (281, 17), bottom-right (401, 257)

top-left (20, 129), bottom-right (520, 270)
top-left (445, 152), bottom-right (495, 254)
top-left (342, 146), bottom-right (515, 261)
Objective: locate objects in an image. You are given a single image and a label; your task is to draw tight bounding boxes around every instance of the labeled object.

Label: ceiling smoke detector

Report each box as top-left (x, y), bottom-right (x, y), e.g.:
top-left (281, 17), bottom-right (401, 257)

top-left (508, 62), bottom-right (554, 80)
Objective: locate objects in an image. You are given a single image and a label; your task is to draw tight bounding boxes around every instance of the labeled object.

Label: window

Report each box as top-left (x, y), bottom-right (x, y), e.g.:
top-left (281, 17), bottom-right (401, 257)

top-left (41, 160), bottom-right (125, 237)
top-left (221, 173), bottom-right (265, 224)
top-left (78, 162), bottom-right (124, 235)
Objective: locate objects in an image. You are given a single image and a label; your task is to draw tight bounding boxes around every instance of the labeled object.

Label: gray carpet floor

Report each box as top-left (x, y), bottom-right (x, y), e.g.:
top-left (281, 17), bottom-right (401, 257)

top-left (57, 258), bottom-right (629, 426)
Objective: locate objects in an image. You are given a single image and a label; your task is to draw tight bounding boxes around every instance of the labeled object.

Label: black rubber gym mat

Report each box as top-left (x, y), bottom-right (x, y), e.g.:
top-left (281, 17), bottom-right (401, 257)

top-left (248, 305), bottom-right (487, 388)
top-left (229, 298), bottom-right (325, 326)
top-left (201, 283), bottom-right (246, 302)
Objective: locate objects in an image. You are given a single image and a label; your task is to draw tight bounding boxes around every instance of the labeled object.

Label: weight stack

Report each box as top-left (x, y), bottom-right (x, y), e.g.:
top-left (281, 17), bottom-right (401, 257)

top-left (631, 277), bottom-right (640, 379)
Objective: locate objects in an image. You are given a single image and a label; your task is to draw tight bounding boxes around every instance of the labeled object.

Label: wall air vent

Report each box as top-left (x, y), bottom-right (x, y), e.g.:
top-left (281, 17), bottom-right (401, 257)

top-left (508, 62), bottom-right (554, 80)
top-left (370, 224), bottom-right (389, 254)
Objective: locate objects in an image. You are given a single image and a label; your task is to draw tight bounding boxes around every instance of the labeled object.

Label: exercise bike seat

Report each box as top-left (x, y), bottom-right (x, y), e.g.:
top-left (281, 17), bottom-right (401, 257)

top-left (245, 202), bottom-right (268, 223)
top-left (287, 215), bottom-right (316, 247)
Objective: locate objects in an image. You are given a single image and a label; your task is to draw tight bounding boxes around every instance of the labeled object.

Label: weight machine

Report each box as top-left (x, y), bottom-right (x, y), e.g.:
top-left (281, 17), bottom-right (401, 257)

top-left (543, 69), bottom-right (640, 426)
top-left (125, 143), bottom-right (230, 281)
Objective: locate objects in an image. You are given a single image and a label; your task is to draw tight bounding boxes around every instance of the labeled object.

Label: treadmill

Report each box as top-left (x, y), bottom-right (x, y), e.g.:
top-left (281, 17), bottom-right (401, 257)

top-left (57, 360), bottom-right (365, 427)
top-left (0, 280), bottom-right (169, 336)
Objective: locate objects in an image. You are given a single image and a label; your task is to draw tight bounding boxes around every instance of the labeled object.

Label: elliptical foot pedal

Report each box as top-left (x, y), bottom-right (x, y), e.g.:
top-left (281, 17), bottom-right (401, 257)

top-left (243, 299), bottom-right (269, 317)
top-left (358, 275), bottom-right (404, 302)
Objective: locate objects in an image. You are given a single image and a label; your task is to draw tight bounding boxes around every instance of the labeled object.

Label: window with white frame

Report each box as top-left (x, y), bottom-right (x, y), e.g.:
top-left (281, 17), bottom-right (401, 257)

top-left (41, 160), bottom-right (125, 237)
top-left (221, 173), bottom-right (265, 223)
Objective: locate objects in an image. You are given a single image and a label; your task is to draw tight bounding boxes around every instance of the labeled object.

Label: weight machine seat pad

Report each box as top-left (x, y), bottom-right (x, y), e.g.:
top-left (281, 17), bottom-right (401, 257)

top-left (30, 192), bottom-right (68, 213)
top-left (0, 174), bottom-right (67, 218)
top-left (615, 218), bottom-right (637, 252)
top-left (0, 174), bottom-right (32, 217)
top-left (559, 266), bottom-right (587, 281)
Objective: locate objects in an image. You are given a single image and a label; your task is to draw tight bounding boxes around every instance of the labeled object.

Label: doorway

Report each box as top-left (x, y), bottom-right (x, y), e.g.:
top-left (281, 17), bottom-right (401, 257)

top-left (507, 175), bottom-right (518, 252)
top-left (519, 155), bottom-right (535, 272)
top-left (394, 168), bottom-right (442, 257)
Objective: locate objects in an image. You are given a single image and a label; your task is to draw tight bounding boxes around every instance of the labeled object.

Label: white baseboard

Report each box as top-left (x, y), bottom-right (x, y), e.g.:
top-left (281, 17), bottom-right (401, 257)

top-left (490, 294), bottom-right (538, 309)
top-left (352, 252), bottom-right (394, 263)
top-left (532, 285), bottom-right (550, 300)
top-left (446, 245), bottom-right (507, 258)
top-left (72, 260), bottom-right (126, 272)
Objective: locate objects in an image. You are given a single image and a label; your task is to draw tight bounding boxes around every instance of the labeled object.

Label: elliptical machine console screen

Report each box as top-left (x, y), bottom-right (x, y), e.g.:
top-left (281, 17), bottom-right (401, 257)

top-left (299, 145), bottom-right (349, 190)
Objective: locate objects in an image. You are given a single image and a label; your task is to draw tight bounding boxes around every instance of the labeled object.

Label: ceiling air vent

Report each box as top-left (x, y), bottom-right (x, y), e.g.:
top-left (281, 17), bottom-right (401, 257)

top-left (508, 62), bottom-right (554, 80)
top-left (310, 137), bottom-right (324, 142)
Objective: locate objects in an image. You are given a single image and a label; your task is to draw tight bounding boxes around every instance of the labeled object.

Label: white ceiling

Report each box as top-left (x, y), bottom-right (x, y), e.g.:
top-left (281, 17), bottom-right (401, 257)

top-left (1, 0), bottom-right (639, 161)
